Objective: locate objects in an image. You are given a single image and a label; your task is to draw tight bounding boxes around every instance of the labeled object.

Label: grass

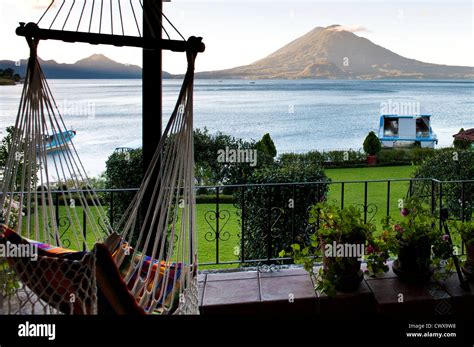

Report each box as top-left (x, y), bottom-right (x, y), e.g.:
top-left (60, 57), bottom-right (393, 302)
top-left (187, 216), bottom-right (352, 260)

top-left (195, 203), bottom-right (240, 269)
top-left (20, 204), bottom-right (107, 251)
top-left (325, 165), bottom-right (417, 231)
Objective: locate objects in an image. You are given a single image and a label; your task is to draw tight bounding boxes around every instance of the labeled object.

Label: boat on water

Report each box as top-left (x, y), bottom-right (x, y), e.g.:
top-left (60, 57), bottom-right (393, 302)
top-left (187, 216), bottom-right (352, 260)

top-left (378, 114), bottom-right (438, 148)
top-left (43, 130), bottom-right (76, 152)
top-left (114, 139), bottom-right (141, 153)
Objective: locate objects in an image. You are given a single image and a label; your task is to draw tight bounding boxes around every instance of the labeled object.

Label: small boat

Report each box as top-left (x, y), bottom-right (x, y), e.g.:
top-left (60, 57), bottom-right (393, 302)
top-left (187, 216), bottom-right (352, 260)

top-left (378, 114), bottom-right (437, 148)
top-left (43, 130), bottom-right (76, 152)
top-left (114, 139), bottom-right (141, 153)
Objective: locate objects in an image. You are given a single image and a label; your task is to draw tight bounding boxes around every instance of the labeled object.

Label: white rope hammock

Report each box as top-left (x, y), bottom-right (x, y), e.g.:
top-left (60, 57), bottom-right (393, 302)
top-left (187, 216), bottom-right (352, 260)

top-left (0, 35), bottom-right (199, 315)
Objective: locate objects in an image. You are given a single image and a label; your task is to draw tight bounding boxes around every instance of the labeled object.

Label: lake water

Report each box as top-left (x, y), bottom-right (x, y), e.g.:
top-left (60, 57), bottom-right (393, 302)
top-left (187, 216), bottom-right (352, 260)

top-left (0, 79), bottom-right (473, 177)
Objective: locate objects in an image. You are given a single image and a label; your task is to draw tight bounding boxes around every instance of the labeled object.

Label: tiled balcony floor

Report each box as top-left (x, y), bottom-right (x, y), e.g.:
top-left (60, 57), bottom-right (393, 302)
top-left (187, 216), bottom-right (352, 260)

top-left (198, 262), bottom-right (474, 316)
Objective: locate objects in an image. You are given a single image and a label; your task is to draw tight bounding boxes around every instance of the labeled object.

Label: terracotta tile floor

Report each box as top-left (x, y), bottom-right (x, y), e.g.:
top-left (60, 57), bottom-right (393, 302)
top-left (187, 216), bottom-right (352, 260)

top-left (199, 262), bottom-right (474, 316)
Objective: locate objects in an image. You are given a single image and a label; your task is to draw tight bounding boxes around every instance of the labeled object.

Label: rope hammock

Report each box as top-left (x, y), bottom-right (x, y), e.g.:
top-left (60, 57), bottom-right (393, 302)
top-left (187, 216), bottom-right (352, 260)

top-left (0, 29), bottom-right (200, 315)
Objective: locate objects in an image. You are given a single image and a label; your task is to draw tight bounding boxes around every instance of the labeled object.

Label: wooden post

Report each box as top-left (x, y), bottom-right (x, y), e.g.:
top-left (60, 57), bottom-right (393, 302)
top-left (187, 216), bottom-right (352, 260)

top-left (142, 0), bottom-right (162, 254)
top-left (143, 0), bottom-right (162, 175)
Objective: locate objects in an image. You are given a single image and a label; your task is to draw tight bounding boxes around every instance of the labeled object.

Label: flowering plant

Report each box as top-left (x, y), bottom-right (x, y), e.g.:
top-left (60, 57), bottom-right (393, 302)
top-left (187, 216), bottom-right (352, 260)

top-left (381, 197), bottom-right (439, 247)
top-left (280, 203), bottom-right (388, 296)
top-left (372, 197), bottom-right (454, 277)
top-left (0, 195), bottom-right (23, 229)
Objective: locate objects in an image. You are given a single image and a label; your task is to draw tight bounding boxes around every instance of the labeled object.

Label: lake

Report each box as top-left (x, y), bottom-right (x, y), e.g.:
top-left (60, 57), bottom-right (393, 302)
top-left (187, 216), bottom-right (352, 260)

top-left (0, 79), bottom-right (472, 177)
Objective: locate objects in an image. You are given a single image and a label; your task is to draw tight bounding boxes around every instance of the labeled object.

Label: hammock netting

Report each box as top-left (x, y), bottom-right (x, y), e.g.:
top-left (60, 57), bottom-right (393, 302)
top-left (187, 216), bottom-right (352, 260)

top-left (0, 33), bottom-right (199, 314)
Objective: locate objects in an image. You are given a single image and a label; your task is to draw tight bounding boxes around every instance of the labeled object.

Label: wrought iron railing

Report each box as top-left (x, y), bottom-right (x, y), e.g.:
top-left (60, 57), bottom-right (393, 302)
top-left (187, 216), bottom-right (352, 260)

top-left (1, 178), bottom-right (472, 267)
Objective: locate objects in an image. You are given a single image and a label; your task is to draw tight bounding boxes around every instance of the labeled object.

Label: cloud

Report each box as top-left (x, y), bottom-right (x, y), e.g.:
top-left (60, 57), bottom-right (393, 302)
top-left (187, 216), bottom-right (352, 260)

top-left (25, 0), bottom-right (55, 10)
top-left (326, 25), bottom-right (371, 33)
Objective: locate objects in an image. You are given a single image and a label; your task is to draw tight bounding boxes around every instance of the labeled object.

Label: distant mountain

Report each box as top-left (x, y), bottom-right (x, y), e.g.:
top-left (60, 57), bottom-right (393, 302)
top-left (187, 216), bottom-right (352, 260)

top-left (0, 54), bottom-right (172, 79)
top-left (197, 25), bottom-right (474, 79)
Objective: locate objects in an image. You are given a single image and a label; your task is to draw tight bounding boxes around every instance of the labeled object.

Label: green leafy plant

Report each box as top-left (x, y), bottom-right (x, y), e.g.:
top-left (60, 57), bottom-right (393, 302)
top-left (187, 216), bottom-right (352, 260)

top-left (104, 149), bottom-right (143, 229)
top-left (0, 126), bottom-right (38, 191)
top-left (256, 133), bottom-right (277, 159)
top-left (0, 259), bottom-right (20, 297)
top-left (454, 220), bottom-right (474, 246)
top-left (238, 159), bottom-right (329, 262)
top-left (412, 148), bottom-right (473, 219)
top-left (0, 195), bottom-right (23, 228)
top-left (280, 203), bottom-right (386, 296)
top-left (381, 197), bottom-right (439, 246)
top-left (363, 131), bottom-right (382, 156)
top-left (378, 197), bottom-right (454, 278)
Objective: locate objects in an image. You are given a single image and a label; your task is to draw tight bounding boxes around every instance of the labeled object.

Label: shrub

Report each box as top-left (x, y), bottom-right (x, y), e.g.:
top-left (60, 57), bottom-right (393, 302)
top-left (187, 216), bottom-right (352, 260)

top-left (279, 150), bottom-right (366, 168)
top-left (195, 128), bottom-right (269, 185)
top-left (412, 148), bottom-right (474, 219)
top-left (256, 133), bottom-right (277, 159)
top-left (363, 131), bottom-right (382, 156)
top-left (196, 194), bottom-right (235, 204)
top-left (0, 126), bottom-right (37, 191)
top-left (235, 158), bottom-right (330, 262)
top-left (323, 149), bottom-right (366, 167)
top-left (104, 149), bottom-right (143, 228)
top-left (377, 147), bottom-right (436, 165)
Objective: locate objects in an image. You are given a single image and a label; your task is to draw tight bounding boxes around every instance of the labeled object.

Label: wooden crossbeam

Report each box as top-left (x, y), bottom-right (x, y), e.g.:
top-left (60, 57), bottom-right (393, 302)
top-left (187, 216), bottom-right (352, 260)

top-left (16, 22), bottom-right (205, 53)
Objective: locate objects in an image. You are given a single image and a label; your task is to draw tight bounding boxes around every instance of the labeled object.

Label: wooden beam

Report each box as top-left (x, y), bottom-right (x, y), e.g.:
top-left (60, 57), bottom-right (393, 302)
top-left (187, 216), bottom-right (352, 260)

top-left (16, 22), bottom-right (205, 53)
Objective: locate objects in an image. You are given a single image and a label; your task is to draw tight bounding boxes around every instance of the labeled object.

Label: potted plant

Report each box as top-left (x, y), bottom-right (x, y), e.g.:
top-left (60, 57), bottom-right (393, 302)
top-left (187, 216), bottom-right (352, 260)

top-left (363, 131), bottom-right (381, 166)
top-left (0, 197), bottom-right (22, 299)
top-left (381, 197), bottom-right (452, 282)
top-left (280, 203), bottom-right (384, 296)
top-left (455, 220), bottom-right (474, 281)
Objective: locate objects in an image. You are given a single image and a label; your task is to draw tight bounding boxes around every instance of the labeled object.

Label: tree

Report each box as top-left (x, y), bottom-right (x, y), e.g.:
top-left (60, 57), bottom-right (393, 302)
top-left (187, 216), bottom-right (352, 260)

top-left (235, 157), bottom-right (330, 262)
top-left (194, 127), bottom-right (270, 186)
top-left (256, 133), bottom-right (277, 158)
top-left (104, 149), bottom-right (143, 228)
top-left (363, 131), bottom-right (382, 156)
top-left (413, 148), bottom-right (473, 219)
top-left (453, 128), bottom-right (471, 150)
top-left (3, 68), bottom-right (14, 78)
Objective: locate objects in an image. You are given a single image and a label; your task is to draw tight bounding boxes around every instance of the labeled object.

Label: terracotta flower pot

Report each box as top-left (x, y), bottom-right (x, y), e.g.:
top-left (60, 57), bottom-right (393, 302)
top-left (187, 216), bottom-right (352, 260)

top-left (392, 239), bottom-right (433, 282)
top-left (367, 155), bottom-right (377, 166)
top-left (321, 239), bottom-right (364, 292)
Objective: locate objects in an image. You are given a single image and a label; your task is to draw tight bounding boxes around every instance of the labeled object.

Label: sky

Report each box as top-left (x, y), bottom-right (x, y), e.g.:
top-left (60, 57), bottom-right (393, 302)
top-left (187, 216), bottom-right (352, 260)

top-left (0, 0), bottom-right (472, 74)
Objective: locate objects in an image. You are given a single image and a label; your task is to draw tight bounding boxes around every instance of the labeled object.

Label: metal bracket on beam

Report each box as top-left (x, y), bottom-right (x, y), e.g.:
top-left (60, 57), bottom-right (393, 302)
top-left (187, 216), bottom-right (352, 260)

top-left (16, 22), bottom-right (205, 53)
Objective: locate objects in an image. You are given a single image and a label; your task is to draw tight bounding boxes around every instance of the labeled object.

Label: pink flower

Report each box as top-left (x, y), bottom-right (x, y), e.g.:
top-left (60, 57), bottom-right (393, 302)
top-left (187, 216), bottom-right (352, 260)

top-left (400, 208), bottom-right (409, 217)
top-left (394, 224), bottom-right (404, 233)
top-left (442, 234), bottom-right (450, 242)
top-left (367, 245), bottom-right (374, 254)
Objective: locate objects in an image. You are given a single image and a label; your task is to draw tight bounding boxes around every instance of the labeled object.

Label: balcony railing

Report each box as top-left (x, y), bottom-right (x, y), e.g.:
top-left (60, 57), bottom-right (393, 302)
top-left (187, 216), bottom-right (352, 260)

top-left (1, 178), bottom-right (472, 267)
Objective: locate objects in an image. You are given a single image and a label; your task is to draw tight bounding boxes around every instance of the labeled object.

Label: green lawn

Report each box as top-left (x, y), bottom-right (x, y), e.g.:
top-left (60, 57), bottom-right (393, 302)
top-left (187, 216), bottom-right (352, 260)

top-left (325, 165), bottom-right (417, 231)
top-left (195, 203), bottom-right (240, 268)
top-left (20, 205), bottom-right (108, 251)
